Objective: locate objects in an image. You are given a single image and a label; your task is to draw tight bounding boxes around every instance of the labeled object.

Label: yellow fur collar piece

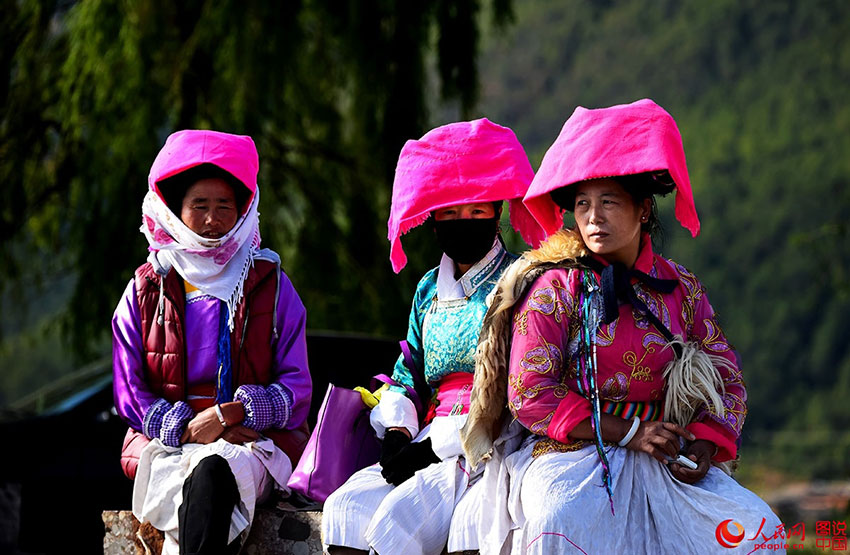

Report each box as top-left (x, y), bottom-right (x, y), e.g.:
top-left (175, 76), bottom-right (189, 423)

top-left (523, 228), bottom-right (588, 264)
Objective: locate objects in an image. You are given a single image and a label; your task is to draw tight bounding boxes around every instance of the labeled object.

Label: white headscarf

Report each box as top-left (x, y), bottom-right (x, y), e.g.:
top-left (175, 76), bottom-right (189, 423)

top-left (140, 186), bottom-right (268, 330)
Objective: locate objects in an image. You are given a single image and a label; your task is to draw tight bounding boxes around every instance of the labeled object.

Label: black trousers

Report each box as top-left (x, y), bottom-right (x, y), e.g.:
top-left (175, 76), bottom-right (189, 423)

top-left (177, 454), bottom-right (241, 555)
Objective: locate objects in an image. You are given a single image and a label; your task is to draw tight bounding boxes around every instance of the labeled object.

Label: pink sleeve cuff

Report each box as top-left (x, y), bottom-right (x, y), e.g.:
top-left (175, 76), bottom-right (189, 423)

top-left (548, 395), bottom-right (593, 443)
top-left (686, 421), bottom-right (737, 462)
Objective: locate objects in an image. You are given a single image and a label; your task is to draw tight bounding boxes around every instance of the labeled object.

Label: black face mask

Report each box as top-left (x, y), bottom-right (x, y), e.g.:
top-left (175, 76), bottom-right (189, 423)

top-left (432, 217), bottom-right (500, 265)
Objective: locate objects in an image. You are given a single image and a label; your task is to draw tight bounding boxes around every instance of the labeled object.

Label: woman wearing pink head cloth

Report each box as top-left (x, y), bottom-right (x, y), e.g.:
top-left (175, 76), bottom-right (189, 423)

top-left (321, 119), bottom-right (544, 554)
top-left (112, 130), bottom-right (312, 554)
top-left (462, 100), bottom-right (782, 553)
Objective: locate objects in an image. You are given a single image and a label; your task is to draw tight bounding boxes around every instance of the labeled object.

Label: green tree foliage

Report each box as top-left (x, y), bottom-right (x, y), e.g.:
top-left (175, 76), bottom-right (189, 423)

top-left (1, 0), bottom-right (514, 366)
top-left (476, 0), bottom-right (850, 478)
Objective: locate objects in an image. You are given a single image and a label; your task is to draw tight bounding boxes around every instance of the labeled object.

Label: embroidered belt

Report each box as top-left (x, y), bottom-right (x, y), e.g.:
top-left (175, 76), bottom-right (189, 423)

top-left (600, 400), bottom-right (663, 422)
top-left (431, 372), bottom-right (474, 419)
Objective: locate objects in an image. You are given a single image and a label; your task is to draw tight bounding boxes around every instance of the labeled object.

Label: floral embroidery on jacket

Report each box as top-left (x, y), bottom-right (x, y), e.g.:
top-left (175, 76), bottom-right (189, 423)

top-left (507, 248), bottom-right (748, 459)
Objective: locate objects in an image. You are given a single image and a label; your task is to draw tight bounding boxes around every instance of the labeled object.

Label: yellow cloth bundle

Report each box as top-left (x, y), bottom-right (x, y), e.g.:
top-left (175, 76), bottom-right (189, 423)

top-left (354, 383), bottom-right (389, 409)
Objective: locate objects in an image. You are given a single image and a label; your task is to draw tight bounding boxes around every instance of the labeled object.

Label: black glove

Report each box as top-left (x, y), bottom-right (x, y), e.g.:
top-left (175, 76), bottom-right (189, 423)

top-left (380, 429), bottom-right (412, 468)
top-left (380, 437), bottom-right (440, 486)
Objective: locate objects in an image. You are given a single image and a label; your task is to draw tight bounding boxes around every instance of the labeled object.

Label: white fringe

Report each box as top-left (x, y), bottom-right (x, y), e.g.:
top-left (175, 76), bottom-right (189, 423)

top-left (662, 337), bottom-right (735, 475)
top-left (662, 337), bottom-right (730, 427)
top-left (225, 245), bottom-right (257, 331)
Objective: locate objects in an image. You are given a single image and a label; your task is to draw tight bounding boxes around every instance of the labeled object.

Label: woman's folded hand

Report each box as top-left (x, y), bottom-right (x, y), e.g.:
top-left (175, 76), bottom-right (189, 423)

top-left (180, 406), bottom-right (225, 445)
top-left (626, 421), bottom-right (695, 463)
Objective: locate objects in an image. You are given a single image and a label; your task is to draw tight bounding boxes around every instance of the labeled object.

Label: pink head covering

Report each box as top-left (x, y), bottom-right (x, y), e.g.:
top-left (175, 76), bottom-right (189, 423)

top-left (141, 130), bottom-right (264, 331)
top-left (388, 118), bottom-right (546, 273)
top-left (524, 98), bottom-right (700, 238)
top-left (149, 129), bottom-right (259, 208)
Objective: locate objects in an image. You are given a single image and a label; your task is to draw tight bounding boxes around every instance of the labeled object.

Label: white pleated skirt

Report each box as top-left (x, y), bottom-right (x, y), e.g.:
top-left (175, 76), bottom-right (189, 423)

top-left (503, 438), bottom-right (784, 555)
top-left (322, 456), bottom-right (482, 555)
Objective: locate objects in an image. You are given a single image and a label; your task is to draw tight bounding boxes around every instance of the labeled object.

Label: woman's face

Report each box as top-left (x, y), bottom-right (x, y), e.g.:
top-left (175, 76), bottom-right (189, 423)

top-left (433, 202), bottom-right (496, 221)
top-left (573, 178), bottom-right (650, 266)
top-left (180, 178), bottom-right (239, 238)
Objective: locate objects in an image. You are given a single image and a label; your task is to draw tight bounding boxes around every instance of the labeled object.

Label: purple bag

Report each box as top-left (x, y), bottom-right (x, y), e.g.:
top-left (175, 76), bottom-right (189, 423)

top-left (287, 341), bottom-right (426, 503)
top-left (286, 370), bottom-right (422, 503)
top-left (286, 382), bottom-right (381, 503)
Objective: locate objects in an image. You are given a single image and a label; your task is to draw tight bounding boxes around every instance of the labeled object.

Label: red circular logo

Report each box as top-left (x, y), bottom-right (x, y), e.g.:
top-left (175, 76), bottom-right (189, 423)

top-left (715, 519), bottom-right (746, 548)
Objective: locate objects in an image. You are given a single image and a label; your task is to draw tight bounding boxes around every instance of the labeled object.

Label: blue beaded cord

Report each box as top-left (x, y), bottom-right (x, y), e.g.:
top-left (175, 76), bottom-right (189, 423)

top-left (577, 269), bottom-right (615, 514)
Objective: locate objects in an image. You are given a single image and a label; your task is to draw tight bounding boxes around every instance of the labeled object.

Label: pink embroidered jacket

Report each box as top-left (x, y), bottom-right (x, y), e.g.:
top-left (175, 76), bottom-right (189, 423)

top-left (507, 239), bottom-right (746, 462)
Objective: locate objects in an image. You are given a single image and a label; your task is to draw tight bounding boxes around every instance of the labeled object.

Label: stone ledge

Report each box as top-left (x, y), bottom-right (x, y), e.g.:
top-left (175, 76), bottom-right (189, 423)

top-left (103, 505), bottom-right (478, 554)
top-left (103, 507), bottom-right (322, 555)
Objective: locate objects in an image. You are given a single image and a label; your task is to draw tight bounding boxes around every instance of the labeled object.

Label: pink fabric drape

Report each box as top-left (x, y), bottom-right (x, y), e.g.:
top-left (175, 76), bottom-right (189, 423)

top-left (523, 98), bottom-right (700, 238)
top-left (388, 118), bottom-right (549, 273)
top-left (149, 129), bottom-right (259, 203)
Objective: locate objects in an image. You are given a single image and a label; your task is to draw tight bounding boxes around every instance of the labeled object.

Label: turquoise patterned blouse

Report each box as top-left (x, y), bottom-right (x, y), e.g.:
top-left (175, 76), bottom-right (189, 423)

top-left (390, 242), bottom-right (517, 398)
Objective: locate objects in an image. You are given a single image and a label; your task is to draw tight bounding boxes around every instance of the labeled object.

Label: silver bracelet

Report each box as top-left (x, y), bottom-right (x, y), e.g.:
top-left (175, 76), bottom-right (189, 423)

top-left (214, 404), bottom-right (228, 428)
top-left (618, 416), bottom-right (640, 446)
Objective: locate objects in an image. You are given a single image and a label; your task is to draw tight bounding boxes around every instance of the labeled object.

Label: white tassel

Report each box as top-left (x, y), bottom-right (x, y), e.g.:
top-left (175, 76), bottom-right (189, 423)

top-left (663, 338), bottom-right (736, 475)
top-left (225, 246), bottom-right (256, 332)
top-left (662, 337), bottom-right (730, 427)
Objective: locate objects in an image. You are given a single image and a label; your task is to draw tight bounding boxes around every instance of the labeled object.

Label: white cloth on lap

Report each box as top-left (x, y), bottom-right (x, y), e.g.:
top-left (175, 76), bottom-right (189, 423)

top-left (132, 437), bottom-right (292, 555)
